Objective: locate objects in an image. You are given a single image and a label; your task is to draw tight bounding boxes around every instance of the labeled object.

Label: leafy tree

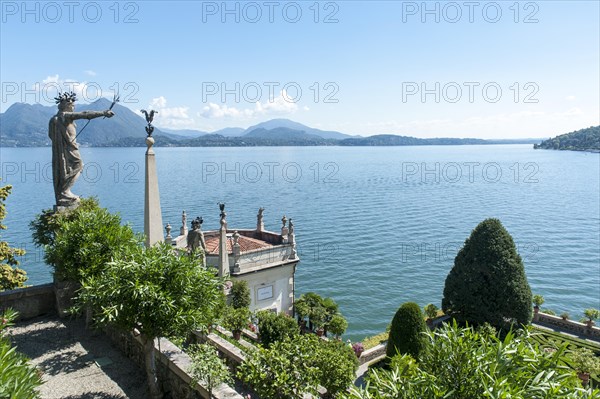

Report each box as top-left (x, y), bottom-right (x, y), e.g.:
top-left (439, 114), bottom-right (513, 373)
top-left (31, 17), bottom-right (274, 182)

top-left (188, 343), bottom-right (232, 398)
top-left (222, 306), bottom-right (250, 337)
top-left (424, 304), bottom-right (439, 320)
top-left (0, 183), bottom-right (27, 291)
top-left (346, 322), bottom-right (600, 399)
top-left (315, 339), bottom-right (358, 398)
top-left (584, 309), bottom-right (600, 323)
top-left (533, 294), bottom-right (545, 307)
top-left (0, 265), bottom-right (27, 292)
top-left (294, 292), bottom-right (346, 336)
top-left (442, 218), bottom-right (532, 329)
top-left (386, 302), bottom-right (427, 361)
top-left (239, 334), bottom-right (358, 399)
top-left (295, 297), bottom-right (310, 325)
top-left (0, 309), bottom-right (41, 399)
top-left (327, 314), bottom-right (348, 338)
top-left (256, 310), bottom-right (299, 348)
top-left (238, 334), bottom-right (321, 398)
top-left (296, 292), bottom-right (324, 331)
top-left (30, 197), bottom-right (141, 282)
top-left (75, 242), bottom-right (226, 399)
top-left (230, 280), bottom-right (251, 309)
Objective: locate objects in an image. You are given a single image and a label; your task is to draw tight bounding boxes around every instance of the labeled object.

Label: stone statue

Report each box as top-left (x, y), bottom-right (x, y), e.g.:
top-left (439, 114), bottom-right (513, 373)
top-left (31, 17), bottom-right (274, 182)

top-left (257, 207), bottom-right (265, 232)
top-left (219, 203), bottom-right (227, 227)
top-left (181, 210), bottom-right (188, 235)
top-left (48, 92), bottom-right (114, 208)
top-left (187, 217), bottom-right (206, 254)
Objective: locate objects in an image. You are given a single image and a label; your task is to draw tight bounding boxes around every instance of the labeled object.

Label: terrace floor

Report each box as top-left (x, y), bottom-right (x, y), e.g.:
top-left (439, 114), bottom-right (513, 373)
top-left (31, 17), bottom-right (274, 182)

top-left (6, 315), bottom-right (148, 399)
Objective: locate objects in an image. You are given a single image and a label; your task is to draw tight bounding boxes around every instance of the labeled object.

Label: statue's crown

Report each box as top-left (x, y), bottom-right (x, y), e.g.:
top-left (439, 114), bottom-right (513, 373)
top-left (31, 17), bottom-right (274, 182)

top-left (54, 91), bottom-right (77, 104)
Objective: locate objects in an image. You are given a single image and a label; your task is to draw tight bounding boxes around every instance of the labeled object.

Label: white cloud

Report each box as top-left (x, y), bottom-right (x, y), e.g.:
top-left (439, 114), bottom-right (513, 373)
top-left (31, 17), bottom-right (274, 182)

top-left (149, 96), bottom-right (167, 108)
top-left (33, 74), bottom-right (103, 103)
top-left (565, 95), bottom-right (576, 101)
top-left (201, 90), bottom-right (304, 119)
top-left (360, 107), bottom-right (588, 138)
top-left (148, 96), bottom-right (195, 129)
top-left (200, 103), bottom-right (252, 118)
top-left (84, 70), bottom-right (97, 77)
top-left (556, 107), bottom-right (583, 117)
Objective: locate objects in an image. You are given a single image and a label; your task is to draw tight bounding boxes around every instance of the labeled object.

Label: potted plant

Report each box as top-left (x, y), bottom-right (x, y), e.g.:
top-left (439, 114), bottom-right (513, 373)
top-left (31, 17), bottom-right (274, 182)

top-left (223, 307), bottom-right (250, 340)
top-left (352, 342), bottom-right (364, 358)
top-left (294, 298), bottom-right (310, 331)
top-left (560, 312), bottom-right (569, 321)
top-left (570, 348), bottom-right (600, 387)
top-left (424, 303), bottom-right (439, 326)
top-left (327, 314), bottom-right (348, 339)
top-left (584, 308), bottom-right (600, 329)
top-left (532, 295), bottom-right (544, 314)
top-left (311, 306), bottom-right (327, 337)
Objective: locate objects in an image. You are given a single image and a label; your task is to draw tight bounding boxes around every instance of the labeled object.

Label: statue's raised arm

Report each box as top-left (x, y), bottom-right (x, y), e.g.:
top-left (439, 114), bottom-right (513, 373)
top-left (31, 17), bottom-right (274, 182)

top-left (48, 92), bottom-right (114, 209)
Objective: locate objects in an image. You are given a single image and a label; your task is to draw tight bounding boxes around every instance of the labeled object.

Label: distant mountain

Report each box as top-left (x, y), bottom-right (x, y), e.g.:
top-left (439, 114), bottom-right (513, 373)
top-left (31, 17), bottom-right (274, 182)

top-left (0, 99), bottom-right (173, 147)
top-left (243, 118), bottom-right (351, 140)
top-left (0, 103), bottom-right (56, 146)
top-left (1, 102), bottom-right (553, 148)
top-left (339, 135), bottom-right (489, 146)
top-left (213, 127), bottom-right (245, 137)
top-left (159, 128), bottom-right (208, 139)
top-left (534, 126), bottom-right (600, 152)
top-left (245, 127), bottom-right (325, 141)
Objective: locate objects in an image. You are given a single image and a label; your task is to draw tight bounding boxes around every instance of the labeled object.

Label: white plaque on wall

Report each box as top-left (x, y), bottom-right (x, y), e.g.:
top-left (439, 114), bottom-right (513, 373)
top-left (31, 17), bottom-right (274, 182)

top-left (257, 285), bottom-right (273, 301)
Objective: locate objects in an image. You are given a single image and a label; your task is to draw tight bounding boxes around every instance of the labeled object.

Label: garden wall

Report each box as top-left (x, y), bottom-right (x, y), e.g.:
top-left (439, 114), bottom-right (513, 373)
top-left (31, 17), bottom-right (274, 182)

top-left (0, 283), bottom-right (56, 320)
top-left (535, 312), bottom-right (600, 340)
top-left (106, 327), bottom-right (243, 399)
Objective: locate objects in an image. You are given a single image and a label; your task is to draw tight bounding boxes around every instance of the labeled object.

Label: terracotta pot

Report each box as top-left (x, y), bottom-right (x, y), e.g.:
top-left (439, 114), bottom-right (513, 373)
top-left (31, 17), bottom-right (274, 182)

top-left (299, 320), bottom-right (307, 331)
top-left (233, 330), bottom-right (242, 341)
top-left (578, 372), bottom-right (590, 387)
top-left (586, 320), bottom-right (595, 329)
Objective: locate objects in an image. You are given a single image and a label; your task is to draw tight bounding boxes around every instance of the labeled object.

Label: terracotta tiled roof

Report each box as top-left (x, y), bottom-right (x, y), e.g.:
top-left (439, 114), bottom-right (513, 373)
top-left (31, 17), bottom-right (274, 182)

top-left (204, 233), bottom-right (273, 255)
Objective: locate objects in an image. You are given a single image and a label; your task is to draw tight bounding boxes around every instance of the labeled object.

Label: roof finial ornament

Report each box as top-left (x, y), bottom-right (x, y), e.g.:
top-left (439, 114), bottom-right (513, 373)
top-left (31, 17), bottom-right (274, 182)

top-left (219, 203), bottom-right (227, 227)
top-left (180, 210), bottom-right (188, 236)
top-left (257, 207), bottom-right (265, 232)
top-left (141, 109), bottom-right (158, 137)
top-left (165, 222), bottom-right (172, 244)
top-left (281, 215), bottom-right (289, 243)
top-left (288, 218), bottom-right (297, 259)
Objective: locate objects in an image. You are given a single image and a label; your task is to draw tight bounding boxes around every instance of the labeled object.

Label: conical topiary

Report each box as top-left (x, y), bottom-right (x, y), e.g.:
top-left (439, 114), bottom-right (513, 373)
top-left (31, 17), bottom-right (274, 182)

top-left (386, 302), bottom-right (427, 361)
top-left (442, 218), bottom-right (532, 329)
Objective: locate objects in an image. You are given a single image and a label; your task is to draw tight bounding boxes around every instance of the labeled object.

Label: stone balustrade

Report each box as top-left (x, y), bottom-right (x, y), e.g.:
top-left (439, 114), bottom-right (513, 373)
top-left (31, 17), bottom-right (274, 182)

top-left (534, 312), bottom-right (600, 340)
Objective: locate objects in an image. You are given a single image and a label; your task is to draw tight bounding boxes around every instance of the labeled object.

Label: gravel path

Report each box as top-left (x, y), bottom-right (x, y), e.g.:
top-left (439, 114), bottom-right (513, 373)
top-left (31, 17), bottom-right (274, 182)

top-left (7, 316), bottom-right (149, 399)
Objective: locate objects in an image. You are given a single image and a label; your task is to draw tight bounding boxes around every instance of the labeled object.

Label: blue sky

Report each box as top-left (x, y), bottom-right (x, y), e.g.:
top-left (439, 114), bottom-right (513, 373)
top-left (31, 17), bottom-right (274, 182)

top-left (1, 1), bottom-right (598, 138)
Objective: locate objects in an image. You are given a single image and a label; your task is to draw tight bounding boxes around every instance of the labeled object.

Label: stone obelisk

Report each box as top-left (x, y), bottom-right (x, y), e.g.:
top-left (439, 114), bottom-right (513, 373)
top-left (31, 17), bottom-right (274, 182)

top-left (142, 110), bottom-right (164, 247)
top-left (217, 203), bottom-right (230, 277)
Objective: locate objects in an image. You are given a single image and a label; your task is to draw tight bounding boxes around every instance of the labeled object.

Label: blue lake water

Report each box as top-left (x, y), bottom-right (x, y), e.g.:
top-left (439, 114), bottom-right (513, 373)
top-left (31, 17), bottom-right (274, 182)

top-left (1, 145), bottom-right (599, 341)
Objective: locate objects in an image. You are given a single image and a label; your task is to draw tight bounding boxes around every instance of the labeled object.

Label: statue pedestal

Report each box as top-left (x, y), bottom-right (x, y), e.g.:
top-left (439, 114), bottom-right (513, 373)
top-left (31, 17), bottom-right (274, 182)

top-left (144, 136), bottom-right (164, 247)
top-left (53, 202), bottom-right (80, 213)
